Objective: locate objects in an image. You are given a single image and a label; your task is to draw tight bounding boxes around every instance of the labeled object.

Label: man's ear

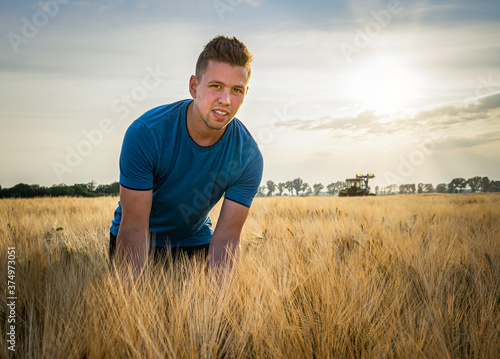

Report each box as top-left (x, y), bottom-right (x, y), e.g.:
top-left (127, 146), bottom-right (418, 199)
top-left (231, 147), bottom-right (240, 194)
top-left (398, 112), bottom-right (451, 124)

top-left (189, 75), bottom-right (198, 99)
top-left (245, 86), bottom-right (250, 95)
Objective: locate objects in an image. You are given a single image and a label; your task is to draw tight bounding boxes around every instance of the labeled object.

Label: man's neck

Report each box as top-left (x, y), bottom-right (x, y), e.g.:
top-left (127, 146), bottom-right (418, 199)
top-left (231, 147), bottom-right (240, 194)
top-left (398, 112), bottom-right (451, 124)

top-left (186, 101), bottom-right (227, 147)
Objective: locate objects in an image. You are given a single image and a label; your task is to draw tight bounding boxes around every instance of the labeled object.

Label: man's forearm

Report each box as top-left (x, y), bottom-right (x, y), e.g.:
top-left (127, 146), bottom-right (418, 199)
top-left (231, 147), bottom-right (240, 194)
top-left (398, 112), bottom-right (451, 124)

top-left (116, 225), bottom-right (150, 279)
top-left (208, 236), bottom-right (240, 271)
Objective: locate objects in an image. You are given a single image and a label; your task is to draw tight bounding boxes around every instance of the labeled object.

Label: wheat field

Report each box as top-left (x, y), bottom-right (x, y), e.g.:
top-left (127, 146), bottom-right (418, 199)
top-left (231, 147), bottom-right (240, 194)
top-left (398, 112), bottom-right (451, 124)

top-left (0, 194), bottom-right (499, 358)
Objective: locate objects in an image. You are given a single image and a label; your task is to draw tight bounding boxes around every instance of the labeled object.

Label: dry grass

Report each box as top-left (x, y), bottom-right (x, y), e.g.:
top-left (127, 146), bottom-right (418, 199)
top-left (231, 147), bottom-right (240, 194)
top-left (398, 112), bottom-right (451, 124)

top-left (1, 194), bottom-right (499, 358)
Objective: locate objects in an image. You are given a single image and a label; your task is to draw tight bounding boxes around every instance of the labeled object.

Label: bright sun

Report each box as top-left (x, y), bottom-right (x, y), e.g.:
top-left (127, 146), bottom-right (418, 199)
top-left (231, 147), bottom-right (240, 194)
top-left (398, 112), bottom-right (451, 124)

top-left (349, 57), bottom-right (423, 113)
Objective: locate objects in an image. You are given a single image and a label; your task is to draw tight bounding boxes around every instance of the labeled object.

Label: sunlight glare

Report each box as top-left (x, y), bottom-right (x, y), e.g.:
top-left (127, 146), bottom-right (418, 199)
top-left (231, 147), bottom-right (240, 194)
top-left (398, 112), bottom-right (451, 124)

top-left (349, 57), bottom-right (423, 114)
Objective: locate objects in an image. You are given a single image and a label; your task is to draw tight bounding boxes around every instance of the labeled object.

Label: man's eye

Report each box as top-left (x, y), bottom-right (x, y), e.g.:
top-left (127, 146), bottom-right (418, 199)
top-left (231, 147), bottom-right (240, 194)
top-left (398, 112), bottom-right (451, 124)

top-left (211, 84), bottom-right (221, 89)
top-left (233, 88), bottom-right (243, 94)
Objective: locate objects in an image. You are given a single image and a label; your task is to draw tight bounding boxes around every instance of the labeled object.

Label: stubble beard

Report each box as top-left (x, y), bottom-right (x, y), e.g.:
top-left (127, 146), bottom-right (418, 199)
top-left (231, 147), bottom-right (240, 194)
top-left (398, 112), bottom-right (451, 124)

top-left (201, 109), bottom-right (233, 132)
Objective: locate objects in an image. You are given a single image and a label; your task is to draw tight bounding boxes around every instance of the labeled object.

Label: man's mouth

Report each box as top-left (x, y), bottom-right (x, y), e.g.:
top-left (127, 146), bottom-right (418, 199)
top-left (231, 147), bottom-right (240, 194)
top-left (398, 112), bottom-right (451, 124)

top-left (212, 109), bottom-right (230, 120)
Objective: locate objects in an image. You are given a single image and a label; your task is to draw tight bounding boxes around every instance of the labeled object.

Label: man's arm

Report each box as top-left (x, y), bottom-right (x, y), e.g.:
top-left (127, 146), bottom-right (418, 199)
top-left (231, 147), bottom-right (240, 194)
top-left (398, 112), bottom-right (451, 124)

top-left (116, 185), bottom-right (152, 279)
top-left (208, 198), bottom-right (250, 271)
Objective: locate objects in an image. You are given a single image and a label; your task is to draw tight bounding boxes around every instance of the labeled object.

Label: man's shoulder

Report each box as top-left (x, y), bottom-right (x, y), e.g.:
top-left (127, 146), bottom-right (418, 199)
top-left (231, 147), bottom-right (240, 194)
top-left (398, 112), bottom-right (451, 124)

top-left (134, 99), bottom-right (191, 130)
top-left (228, 118), bottom-right (263, 164)
top-left (230, 118), bottom-right (259, 148)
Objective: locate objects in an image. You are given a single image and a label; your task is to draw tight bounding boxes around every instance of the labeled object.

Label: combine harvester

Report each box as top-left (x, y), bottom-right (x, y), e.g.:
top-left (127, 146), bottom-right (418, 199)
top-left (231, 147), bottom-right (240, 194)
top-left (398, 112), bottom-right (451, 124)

top-left (339, 173), bottom-right (376, 197)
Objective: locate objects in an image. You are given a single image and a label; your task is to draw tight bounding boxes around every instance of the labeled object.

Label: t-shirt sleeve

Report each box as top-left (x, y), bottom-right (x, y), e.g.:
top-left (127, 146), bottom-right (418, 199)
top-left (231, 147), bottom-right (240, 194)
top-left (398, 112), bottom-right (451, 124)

top-left (225, 150), bottom-right (263, 207)
top-left (119, 121), bottom-right (157, 190)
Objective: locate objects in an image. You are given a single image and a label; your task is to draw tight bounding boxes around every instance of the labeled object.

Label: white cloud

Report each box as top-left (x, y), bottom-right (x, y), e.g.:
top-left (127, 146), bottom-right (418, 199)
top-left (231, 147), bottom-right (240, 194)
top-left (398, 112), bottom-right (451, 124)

top-left (276, 92), bottom-right (500, 149)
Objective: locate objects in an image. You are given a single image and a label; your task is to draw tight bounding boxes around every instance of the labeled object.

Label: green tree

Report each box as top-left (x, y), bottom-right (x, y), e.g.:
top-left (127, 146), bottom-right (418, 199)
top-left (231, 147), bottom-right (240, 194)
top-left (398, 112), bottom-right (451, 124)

top-left (72, 185), bottom-right (88, 197)
top-left (326, 181), bottom-right (344, 196)
top-left (96, 181), bottom-right (120, 196)
top-left (12, 183), bottom-right (31, 197)
top-left (257, 185), bottom-right (266, 197)
top-left (418, 183), bottom-right (424, 194)
top-left (399, 184), bottom-right (416, 194)
top-left (277, 182), bottom-right (286, 196)
top-left (449, 178), bottom-right (466, 193)
top-left (490, 181), bottom-right (500, 192)
top-left (424, 183), bottom-right (434, 193)
top-left (285, 181), bottom-right (294, 196)
top-left (313, 183), bottom-right (324, 196)
top-left (87, 180), bottom-right (97, 192)
top-left (436, 183), bottom-right (447, 193)
top-left (467, 176), bottom-right (482, 193)
top-left (326, 183), bottom-right (336, 196)
top-left (481, 177), bottom-right (490, 192)
top-left (48, 184), bottom-right (75, 197)
top-left (291, 177), bottom-right (304, 196)
top-left (300, 182), bottom-right (309, 196)
top-left (266, 180), bottom-right (277, 196)
top-left (386, 184), bottom-right (397, 194)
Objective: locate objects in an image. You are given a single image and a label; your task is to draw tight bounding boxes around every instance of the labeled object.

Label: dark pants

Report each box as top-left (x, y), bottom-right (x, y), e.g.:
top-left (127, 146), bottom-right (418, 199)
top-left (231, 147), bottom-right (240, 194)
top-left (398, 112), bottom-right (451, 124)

top-left (109, 232), bottom-right (210, 265)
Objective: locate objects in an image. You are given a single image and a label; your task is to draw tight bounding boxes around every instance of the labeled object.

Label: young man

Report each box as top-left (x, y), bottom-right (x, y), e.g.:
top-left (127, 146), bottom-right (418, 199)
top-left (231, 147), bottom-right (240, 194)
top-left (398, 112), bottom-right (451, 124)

top-left (109, 35), bottom-right (263, 278)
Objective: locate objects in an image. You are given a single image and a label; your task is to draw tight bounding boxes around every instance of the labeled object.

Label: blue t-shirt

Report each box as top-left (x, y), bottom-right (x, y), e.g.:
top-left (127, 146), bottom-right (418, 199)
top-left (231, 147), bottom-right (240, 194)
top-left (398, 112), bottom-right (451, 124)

top-left (110, 99), bottom-right (263, 247)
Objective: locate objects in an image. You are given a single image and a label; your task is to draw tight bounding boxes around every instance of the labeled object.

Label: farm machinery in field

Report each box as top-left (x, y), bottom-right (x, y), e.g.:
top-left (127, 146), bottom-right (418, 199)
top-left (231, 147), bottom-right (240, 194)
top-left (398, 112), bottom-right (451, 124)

top-left (339, 173), bottom-right (376, 197)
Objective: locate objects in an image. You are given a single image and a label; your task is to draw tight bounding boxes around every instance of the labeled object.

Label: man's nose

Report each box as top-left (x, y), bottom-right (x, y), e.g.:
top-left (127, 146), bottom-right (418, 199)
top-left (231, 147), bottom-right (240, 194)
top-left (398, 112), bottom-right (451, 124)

top-left (218, 89), bottom-right (231, 105)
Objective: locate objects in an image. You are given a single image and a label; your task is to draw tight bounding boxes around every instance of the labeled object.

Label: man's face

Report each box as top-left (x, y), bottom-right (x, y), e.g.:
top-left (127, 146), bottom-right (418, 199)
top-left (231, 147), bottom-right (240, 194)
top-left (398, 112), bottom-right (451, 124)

top-left (189, 60), bottom-right (249, 133)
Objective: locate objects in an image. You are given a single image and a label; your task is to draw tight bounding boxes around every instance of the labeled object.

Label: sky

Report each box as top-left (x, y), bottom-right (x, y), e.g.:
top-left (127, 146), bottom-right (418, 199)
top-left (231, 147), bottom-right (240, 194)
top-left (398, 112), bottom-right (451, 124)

top-left (1, 0), bottom-right (500, 190)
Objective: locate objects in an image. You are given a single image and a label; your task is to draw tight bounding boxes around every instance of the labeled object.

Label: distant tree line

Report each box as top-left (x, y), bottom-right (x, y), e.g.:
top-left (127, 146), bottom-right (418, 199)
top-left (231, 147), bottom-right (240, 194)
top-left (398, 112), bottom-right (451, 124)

top-left (0, 181), bottom-right (120, 198)
top-left (386, 176), bottom-right (500, 195)
top-left (257, 176), bottom-right (500, 196)
top-left (1, 176), bottom-right (499, 199)
top-left (258, 178), bottom-right (346, 197)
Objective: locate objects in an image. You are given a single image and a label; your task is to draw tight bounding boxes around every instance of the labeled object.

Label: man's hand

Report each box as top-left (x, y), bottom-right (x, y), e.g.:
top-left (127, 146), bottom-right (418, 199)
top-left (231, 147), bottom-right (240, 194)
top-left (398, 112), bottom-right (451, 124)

top-left (116, 185), bottom-right (152, 280)
top-left (209, 198), bottom-right (250, 272)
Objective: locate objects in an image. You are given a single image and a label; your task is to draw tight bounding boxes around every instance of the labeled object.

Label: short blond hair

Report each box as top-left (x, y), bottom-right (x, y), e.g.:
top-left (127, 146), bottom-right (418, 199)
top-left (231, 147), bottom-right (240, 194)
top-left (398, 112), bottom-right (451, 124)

top-left (195, 35), bottom-right (253, 80)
